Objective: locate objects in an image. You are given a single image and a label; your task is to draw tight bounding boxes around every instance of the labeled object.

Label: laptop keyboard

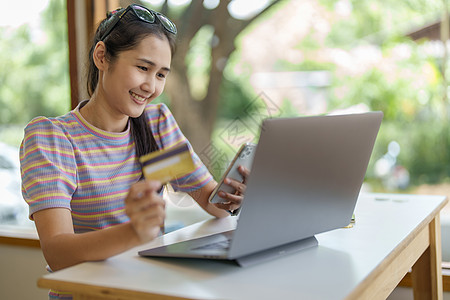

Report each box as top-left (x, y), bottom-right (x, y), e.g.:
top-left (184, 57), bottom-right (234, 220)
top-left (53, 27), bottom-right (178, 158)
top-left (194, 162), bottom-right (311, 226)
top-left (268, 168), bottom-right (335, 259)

top-left (192, 239), bottom-right (231, 251)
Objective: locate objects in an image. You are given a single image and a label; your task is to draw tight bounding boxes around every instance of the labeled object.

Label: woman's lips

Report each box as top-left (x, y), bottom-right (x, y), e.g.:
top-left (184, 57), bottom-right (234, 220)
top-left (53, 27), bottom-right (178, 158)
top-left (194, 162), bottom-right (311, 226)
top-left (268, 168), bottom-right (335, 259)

top-left (130, 91), bottom-right (148, 105)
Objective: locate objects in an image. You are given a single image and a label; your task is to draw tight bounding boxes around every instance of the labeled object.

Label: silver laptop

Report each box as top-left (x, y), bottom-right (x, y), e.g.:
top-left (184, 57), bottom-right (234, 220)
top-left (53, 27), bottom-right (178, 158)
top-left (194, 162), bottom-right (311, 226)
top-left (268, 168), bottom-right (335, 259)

top-left (139, 111), bottom-right (383, 266)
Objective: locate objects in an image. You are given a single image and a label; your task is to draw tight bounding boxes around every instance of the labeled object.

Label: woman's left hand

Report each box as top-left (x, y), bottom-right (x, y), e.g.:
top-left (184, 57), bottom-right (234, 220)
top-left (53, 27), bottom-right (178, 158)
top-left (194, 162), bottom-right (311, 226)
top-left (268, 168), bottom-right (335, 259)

top-left (213, 165), bottom-right (250, 213)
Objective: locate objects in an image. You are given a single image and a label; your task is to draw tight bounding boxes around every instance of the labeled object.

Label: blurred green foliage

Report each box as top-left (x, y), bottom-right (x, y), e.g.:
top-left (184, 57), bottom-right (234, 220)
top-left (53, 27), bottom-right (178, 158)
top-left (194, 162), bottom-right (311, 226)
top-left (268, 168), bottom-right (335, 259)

top-left (0, 0), bottom-right (69, 146)
top-left (185, 25), bottom-right (214, 101)
top-left (214, 0), bottom-right (449, 189)
top-left (319, 1), bottom-right (447, 187)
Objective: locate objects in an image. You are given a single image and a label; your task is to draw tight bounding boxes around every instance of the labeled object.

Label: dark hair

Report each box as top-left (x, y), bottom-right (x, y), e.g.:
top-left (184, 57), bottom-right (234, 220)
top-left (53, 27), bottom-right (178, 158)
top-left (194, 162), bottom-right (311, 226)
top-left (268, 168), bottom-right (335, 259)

top-left (87, 8), bottom-right (177, 158)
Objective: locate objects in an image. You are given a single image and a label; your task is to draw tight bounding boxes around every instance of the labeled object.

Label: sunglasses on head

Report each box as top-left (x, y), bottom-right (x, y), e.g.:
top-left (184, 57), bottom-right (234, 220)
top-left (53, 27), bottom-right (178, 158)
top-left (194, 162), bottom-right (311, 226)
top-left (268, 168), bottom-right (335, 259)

top-left (100, 4), bottom-right (177, 41)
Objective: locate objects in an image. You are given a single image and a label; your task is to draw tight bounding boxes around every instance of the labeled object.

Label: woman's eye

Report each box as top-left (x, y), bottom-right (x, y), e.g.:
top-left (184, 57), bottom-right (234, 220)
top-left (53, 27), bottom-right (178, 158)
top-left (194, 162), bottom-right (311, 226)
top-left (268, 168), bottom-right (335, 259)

top-left (157, 73), bottom-right (166, 79)
top-left (138, 66), bottom-right (148, 71)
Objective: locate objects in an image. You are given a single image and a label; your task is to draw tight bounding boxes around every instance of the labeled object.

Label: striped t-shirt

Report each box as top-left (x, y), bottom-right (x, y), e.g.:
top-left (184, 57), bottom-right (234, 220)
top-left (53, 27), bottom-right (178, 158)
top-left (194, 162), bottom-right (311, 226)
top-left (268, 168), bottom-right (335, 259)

top-left (20, 101), bottom-right (212, 233)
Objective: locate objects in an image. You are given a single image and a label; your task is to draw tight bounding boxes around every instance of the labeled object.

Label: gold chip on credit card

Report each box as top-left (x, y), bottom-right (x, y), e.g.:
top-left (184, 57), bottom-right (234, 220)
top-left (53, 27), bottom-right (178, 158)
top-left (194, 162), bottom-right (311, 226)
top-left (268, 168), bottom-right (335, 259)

top-left (139, 143), bottom-right (196, 183)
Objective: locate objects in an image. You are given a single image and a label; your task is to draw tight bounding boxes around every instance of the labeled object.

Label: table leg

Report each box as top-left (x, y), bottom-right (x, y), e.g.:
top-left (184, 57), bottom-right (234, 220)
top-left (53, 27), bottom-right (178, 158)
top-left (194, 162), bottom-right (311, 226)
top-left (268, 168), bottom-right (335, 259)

top-left (411, 215), bottom-right (443, 300)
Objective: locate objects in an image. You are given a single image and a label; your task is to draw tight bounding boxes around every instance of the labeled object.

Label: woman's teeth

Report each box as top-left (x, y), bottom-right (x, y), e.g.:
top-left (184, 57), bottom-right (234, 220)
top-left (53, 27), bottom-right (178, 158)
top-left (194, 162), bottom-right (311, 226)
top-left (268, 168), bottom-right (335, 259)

top-left (130, 91), bottom-right (146, 102)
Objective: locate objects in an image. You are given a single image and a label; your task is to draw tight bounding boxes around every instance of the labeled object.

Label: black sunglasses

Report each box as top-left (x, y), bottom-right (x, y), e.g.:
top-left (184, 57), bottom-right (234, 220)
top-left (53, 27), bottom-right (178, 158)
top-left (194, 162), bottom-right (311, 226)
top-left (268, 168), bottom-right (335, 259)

top-left (100, 4), bottom-right (177, 41)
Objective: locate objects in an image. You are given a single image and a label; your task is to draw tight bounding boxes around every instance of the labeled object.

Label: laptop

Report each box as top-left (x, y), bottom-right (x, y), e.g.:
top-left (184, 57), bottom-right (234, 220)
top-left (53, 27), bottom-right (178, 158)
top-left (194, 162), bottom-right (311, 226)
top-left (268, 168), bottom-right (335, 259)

top-left (139, 111), bottom-right (383, 267)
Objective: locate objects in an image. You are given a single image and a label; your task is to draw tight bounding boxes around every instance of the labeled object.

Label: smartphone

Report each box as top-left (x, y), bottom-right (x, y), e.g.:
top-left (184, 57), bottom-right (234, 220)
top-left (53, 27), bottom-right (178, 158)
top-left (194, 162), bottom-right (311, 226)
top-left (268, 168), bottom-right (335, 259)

top-left (208, 143), bottom-right (257, 204)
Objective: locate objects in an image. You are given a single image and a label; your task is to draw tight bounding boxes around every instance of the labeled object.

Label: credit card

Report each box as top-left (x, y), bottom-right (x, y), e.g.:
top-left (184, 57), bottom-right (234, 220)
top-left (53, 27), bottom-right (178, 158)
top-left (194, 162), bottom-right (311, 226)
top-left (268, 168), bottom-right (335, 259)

top-left (139, 143), bottom-right (196, 183)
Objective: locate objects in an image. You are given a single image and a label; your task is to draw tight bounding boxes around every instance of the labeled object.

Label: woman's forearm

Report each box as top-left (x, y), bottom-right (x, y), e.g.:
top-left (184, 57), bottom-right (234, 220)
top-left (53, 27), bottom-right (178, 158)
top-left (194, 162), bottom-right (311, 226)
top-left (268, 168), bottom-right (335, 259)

top-left (41, 222), bottom-right (140, 271)
top-left (35, 181), bottom-right (165, 271)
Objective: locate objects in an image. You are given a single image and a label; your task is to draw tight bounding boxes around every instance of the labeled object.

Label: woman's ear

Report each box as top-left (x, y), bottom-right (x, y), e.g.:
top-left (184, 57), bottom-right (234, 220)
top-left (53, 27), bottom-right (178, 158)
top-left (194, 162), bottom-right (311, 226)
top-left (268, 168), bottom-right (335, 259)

top-left (92, 41), bottom-right (108, 71)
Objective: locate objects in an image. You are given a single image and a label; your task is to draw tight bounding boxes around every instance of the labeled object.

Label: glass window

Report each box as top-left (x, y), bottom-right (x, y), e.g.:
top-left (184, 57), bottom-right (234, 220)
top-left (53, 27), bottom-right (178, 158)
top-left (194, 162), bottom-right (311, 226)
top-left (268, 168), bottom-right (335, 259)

top-left (0, 0), bottom-right (69, 226)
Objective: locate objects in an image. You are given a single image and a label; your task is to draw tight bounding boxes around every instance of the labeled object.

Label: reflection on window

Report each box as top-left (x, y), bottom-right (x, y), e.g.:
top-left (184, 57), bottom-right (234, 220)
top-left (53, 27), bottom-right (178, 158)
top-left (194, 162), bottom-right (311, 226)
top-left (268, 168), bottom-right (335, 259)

top-left (0, 0), bottom-right (69, 226)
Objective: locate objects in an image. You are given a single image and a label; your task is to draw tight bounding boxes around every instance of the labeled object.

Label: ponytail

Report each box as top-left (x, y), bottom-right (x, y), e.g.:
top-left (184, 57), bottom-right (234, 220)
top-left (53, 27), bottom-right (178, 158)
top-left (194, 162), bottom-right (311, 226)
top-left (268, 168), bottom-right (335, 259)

top-left (130, 114), bottom-right (159, 158)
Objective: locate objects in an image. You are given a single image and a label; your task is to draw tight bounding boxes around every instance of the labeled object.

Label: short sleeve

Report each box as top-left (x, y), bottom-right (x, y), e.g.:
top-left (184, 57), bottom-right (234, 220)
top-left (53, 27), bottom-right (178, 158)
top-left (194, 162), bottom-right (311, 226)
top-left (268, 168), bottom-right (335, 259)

top-left (146, 103), bottom-right (213, 192)
top-left (20, 117), bottom-right (77, 219)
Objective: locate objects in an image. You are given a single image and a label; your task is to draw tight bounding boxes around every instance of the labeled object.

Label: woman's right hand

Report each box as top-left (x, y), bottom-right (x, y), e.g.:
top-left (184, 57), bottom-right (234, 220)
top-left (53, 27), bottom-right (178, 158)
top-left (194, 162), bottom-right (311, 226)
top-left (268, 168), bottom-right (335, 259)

top-left (125, 180), bottom-right (165, 243)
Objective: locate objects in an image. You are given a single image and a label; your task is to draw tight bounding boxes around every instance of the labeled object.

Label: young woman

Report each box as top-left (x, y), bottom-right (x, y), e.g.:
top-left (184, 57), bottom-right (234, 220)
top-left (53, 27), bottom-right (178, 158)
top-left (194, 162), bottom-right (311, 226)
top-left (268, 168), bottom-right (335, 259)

top-left (20, 5), bottom-right (247, 298)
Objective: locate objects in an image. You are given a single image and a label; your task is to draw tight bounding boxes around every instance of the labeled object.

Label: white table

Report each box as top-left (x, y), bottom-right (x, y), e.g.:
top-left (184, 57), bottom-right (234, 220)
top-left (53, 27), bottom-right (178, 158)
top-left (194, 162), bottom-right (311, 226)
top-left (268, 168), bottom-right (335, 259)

top-left (38, 193), bottom-right (447, 300)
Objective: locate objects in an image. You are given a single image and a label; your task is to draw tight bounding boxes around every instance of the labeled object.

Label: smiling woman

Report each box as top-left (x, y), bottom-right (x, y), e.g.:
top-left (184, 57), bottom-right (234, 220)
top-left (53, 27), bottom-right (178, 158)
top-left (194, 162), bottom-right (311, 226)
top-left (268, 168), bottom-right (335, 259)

top-left (19, 4), bottom-right (249, 299)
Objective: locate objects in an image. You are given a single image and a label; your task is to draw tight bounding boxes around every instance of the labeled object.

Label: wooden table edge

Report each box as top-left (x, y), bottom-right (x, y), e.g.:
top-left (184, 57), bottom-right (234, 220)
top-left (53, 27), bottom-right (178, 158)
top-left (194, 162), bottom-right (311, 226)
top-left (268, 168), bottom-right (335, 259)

top-left (38, 277), bottom-right (192, 300)
top-left (38, 195), bottom-right (449, 300)
top-left (345, 196), bottom-right (448, 299)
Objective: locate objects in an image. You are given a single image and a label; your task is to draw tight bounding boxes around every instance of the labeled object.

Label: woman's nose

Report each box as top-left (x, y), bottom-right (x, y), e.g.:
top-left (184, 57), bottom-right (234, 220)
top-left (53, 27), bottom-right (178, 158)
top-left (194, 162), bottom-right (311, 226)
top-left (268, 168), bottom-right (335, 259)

top-left (141, 77), bottom-right (155, 95)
